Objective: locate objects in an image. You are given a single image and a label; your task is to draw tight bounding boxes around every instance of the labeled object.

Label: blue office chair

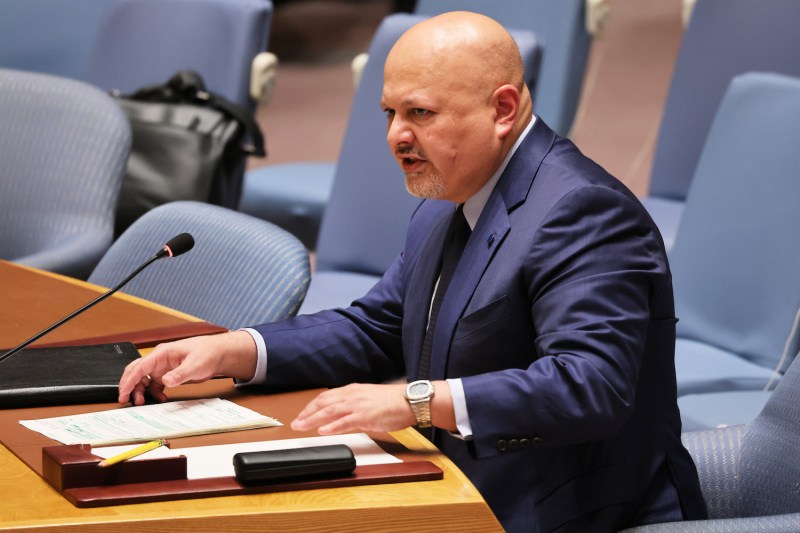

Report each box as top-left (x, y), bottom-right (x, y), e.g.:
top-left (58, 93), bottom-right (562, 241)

top-left (0, 68), bottom-right (131, 279)
top-left (621, 353), bottom-right (800, 532)
top-left (0, 0), bottom-right (114, 80)
top-left (240, 12), bottom-right (541, 253)
top-left (414, 0), bottom-right (593, 137)
top-left (665, 72), bottom-right (800, 428)
top-left (643, 0), bottom-right (800, 251)
top-left (89, 201), bottom-right (310, 330)
top-left (85, 0), bottom-right (272, 111)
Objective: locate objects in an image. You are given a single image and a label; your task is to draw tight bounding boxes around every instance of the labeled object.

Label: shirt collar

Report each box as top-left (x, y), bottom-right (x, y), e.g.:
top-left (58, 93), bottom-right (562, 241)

top-left (462, 115), bottom-right (536, 229)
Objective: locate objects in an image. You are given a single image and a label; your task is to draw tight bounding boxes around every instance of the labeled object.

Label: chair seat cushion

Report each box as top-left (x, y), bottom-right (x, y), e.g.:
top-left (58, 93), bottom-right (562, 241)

top-left (678, 390), bottom-right (771, 432)
top-left (240, 162), bottom-right (336, 249)
top-left (675, 337), bottom-right (779, 395)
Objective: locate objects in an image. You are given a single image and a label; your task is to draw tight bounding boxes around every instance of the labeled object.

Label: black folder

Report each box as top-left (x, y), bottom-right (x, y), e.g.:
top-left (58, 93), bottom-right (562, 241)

top-left (0, 343), bottom-right (140, 408)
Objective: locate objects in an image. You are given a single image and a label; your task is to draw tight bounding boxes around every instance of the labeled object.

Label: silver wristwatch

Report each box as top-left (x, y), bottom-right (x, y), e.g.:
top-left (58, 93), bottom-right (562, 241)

top-left (405, 380), bottom-right (435, 428)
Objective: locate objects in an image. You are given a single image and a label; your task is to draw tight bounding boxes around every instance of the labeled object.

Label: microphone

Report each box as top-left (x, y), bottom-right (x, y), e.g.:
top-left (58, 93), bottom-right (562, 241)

top-left (0, 233), bottom-right (195, 364)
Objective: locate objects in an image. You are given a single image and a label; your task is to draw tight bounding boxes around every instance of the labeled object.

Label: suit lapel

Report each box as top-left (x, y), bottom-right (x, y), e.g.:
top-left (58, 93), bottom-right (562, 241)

top-left (427, 193), bottom-right (510, 380)
top-left (428, 120), bottom-right (557, 380)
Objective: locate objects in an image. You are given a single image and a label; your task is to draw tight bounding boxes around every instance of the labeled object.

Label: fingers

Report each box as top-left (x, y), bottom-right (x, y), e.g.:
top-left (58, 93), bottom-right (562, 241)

top-left (117, 333), bottom-right (247, 406)
top-left (117, 342), bottom-right (188, 405)
top-left (291, 384), bottom-right (413, 435)
top-left (291, 390), bottom-right (353, 433)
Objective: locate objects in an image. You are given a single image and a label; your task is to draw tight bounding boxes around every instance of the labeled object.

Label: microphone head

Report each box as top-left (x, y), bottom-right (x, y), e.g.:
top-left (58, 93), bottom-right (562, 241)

top-left (160, 233), bottom-right (195, 258)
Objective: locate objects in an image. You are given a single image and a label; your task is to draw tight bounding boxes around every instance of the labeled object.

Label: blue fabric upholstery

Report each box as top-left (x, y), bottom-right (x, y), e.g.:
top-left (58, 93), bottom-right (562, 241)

top-left (414, 0), bottom-right (590, 137)
top-left (621, 356), bottom-right (800, 532)
top-left (678, 391), bottom-right (772, 433)
top-left (86, 0), bottom-right (272, 111)
top-left (643, 0), bottom-right (800, 250)
top-left (678, 327), bottom-right (800, 431)
top-left (669, 72), bottom-right (800, 405)
top-left (239, 162), bottom-right (336, 249)
top-left (88, 201), bottom-right (310, 329)
top-left (0, 68), bottom-right (131, 279)
top-left (674, 339), bottom-right (778, 396)
top-left (241, 13), bottom-right (541, 257)
top-left (0, 0), bottom-right (117, 80)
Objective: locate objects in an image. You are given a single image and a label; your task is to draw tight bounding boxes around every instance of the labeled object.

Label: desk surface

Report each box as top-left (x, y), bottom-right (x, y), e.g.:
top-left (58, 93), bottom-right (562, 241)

top-left (0, 262), bottom-right (502, 532)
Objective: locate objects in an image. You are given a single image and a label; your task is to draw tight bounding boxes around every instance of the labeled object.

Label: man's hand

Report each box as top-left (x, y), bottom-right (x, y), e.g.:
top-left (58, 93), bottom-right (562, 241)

top-left (118, 330), bottom-right (257, 406)
top-left (291, 381), bottom-right (456, 434)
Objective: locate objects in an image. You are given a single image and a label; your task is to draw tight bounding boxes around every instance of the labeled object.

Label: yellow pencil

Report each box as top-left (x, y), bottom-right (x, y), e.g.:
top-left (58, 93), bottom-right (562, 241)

top-left (97, 439), bottom-right (167, 468)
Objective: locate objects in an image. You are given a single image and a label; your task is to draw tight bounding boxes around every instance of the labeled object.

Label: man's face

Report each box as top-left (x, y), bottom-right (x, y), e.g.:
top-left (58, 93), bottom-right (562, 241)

top-left (381, 50), bottom-right (501, 203)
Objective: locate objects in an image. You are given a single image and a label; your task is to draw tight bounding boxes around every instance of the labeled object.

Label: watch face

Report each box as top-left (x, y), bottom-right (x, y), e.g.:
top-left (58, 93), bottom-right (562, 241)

top-left (407, 381), bottom-right (431, 400)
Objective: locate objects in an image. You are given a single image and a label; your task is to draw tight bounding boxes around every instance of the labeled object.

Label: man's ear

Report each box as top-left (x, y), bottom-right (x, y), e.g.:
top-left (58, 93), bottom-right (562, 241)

top-left (492, 84), bottom-right (520, 138)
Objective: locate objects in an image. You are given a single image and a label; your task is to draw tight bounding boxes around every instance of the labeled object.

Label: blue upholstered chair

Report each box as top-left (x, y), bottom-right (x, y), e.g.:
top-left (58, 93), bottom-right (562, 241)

top-left (85, 0), bottom-right (272, 111)
top-left (240, 12), bottom-right (541, 253)
top-left (666, 72), bottom-right (800, 428)
top-left (0, 68), bottom-right (131, 279)
top-left (620, 354), bottom-right (800, 532)
top-left (89, 201), bottom-right (310, 329)
top-left (0, 0), bottom-right (115, 80)
top-left (414, 0), bottom-right (592, 137)
top-left (642, 0), bottom-right (800, 251)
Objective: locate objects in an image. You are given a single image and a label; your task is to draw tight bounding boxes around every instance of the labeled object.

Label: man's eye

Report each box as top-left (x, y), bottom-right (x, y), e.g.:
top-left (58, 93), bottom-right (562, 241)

top-left (384, 109), bottom-right (395, 119)
top-left (412, 108), bottom-right (428, 117)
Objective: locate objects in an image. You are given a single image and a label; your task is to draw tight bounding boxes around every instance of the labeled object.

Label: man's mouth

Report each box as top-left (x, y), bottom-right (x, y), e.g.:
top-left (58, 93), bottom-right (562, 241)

top-left (399, 154), bottom-right (427, 172)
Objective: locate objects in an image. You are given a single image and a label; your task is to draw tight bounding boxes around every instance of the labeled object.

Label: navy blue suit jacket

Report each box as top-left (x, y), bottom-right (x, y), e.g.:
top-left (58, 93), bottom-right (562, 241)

top-left (254, 120), bottom-right (706, 532)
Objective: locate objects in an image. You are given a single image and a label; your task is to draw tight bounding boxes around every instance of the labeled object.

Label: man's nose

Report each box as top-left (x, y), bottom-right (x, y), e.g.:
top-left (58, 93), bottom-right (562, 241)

top-left (387, 116), bottom-right (413, 147)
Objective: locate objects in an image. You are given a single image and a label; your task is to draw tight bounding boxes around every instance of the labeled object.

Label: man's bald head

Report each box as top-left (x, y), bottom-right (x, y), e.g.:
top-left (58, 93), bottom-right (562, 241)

top-left (387, 11), bottom-right (527, 97)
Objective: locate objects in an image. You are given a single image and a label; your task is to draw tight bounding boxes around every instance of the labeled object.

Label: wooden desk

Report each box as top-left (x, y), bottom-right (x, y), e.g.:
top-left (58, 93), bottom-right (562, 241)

top-left (0, 262), bottom-right (502, 532)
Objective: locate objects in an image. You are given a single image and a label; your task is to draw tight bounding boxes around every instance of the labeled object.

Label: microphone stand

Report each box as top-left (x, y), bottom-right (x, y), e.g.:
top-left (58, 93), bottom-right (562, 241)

top-left (0, 255), bottom-right (162, 364)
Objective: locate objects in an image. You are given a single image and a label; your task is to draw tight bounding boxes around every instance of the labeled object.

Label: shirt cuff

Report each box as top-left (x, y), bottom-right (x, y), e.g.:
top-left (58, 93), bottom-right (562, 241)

top-left (446, 378), bottom-right (473, 440)
top-left (235, 328), bottom-right (267, 387)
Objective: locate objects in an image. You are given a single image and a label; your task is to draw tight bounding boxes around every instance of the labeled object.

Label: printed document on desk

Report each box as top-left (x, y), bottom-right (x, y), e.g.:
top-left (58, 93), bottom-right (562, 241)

top-left (19, 398), bottom-right (281, 446)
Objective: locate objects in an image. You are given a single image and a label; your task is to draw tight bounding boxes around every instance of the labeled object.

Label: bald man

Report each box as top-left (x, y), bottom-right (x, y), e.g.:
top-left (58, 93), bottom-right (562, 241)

top-left (119, 12), bottom-right (706, 532)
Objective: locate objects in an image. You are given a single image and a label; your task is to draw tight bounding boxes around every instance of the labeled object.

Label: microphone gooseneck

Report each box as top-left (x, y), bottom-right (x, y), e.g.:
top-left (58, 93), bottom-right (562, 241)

top-left (0, 233), bottom-right (195, 364)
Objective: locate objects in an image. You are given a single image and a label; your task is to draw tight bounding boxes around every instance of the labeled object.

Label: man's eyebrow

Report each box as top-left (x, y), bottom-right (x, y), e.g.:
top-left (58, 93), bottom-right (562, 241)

top-left (381, 96), bottom-right (425, 109)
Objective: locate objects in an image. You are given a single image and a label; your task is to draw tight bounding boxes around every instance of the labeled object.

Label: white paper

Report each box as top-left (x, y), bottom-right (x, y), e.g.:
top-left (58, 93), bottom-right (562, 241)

top-left (19, 398), bottom-right (281, 446)
top-left (92, 433), bottom-right (402, 479)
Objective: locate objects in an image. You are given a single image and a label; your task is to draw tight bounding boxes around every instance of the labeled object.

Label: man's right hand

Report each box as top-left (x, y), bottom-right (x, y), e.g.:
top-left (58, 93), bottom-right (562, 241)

top-left (117, 330), bottom-right (258, 406)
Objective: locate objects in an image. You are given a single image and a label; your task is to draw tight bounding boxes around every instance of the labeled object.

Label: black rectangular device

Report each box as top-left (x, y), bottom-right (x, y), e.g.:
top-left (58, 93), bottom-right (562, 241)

top-left (232, 444), bottom-right (356, 484)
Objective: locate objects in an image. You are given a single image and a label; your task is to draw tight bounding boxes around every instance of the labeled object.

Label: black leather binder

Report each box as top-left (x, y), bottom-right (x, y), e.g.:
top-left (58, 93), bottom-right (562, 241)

top-left (0, 343), bottom-right (140, 408)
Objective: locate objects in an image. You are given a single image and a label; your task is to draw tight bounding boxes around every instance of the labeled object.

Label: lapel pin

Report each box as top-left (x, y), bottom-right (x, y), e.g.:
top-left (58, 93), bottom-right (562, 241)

top-left (487, 233), bottom-right (495, 248)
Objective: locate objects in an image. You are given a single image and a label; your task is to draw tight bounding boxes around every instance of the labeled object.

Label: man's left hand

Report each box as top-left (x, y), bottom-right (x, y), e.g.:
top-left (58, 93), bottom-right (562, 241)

top-left (291, 383), bottom-right (415, 434)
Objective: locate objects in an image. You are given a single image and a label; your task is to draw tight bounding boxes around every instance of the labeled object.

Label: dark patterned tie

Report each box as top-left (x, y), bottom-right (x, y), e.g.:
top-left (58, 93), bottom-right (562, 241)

top-left (417, 204), bottom-right (471, 380)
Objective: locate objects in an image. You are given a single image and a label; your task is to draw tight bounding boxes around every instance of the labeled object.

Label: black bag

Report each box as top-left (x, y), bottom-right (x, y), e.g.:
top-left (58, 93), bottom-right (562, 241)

top-left (113, 71), bottom-right (266, 235)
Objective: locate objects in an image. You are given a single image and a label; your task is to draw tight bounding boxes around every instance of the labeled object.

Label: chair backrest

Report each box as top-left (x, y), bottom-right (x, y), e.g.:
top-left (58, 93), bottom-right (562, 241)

top-left (88, 201), bottom-right (310, 329)
top-left (315, 13), bottom-right (542, 276)
top-left (0, 68), bottom-right (131, 279)
top-left (414, 0), bottom-right (590, 136)
top-left (649, 0), bottom-right (800, 201)
top-left (85, 0), bottom-right (272, 110)
top-left (0, 0), bottom-right (116, 80)
top-left (671, 72), bottom-right (800, 372)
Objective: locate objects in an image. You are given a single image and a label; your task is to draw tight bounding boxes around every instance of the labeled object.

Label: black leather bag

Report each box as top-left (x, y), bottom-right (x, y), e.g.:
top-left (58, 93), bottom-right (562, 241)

top-left (113, 71), bottom-right (266, 235)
